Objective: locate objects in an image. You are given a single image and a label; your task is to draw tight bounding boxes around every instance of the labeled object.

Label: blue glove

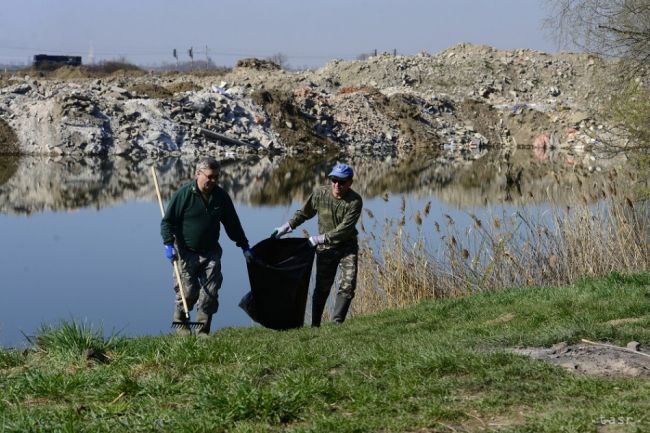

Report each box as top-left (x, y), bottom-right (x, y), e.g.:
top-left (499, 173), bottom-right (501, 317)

top-left (243, 247), bottom-right (254, 263)
top-left (164, 244), bottom-right (176, 262)
top-left (308, 234), bottom-right (326, 247)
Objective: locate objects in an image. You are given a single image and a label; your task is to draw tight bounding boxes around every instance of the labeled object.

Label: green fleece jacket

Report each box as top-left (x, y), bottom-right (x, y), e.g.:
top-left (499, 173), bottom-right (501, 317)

top-left (160, 180), bottom-right (249, 252)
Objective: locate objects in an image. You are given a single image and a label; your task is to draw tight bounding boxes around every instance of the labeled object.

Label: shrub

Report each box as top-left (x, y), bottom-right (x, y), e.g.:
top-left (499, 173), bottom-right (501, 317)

top-left (607, 80), bottom-right (650, 154)
top-left (90, 59), bottom-right (142, 74)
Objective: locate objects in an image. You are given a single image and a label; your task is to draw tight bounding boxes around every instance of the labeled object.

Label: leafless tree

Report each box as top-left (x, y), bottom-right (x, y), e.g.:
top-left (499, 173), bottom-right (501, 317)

top-left (266, 52), bottom-right (289, 69)
top-left (544, 0), bottom-right (650, 71)
top-left (545, 0), bottom-right (650, 154)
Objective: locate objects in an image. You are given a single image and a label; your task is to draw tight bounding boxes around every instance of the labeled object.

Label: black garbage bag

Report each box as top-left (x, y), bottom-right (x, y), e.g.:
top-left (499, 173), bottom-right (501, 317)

top-left (239, 238), bottom-right (315, 330)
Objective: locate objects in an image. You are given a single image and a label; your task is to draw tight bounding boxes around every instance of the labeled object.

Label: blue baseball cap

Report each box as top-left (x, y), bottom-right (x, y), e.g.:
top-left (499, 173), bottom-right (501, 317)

top-left (328, 163), bottom-right (354, 179)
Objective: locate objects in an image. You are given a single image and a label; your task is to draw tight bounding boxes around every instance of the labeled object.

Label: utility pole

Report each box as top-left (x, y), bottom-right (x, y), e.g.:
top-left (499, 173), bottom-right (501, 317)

top-left (173, 48), bottom-right (178, 68)
top-left (188, 47), bottom-right (194, 69)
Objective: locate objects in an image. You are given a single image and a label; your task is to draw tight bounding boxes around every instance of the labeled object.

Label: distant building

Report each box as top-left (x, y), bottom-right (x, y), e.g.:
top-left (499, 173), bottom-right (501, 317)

top-left (33, 54), bottom-right (82, 69)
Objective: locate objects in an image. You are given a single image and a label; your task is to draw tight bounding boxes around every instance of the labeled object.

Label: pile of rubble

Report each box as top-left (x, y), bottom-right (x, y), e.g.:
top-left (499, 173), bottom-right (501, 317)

top-left (0, 43), bottom-right (622, 158)
top-left (0, 78), bottom-right (280, 157)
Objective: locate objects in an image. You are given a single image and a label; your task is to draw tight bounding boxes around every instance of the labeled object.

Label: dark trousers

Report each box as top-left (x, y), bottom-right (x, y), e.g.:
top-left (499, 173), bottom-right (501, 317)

top-left (312, 241), bottom-right (358, 326)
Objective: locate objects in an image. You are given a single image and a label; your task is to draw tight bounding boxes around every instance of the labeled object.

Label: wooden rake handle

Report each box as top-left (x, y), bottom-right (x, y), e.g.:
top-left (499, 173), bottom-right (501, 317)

top-left (151, 166), bottom-right (191, 320)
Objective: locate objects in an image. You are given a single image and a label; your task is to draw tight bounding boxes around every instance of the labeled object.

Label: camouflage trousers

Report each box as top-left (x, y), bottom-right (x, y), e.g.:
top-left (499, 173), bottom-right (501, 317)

top-left (173, 245), bottom-right (223, 318)
top-left (312, 240), bottom-right (358, 326)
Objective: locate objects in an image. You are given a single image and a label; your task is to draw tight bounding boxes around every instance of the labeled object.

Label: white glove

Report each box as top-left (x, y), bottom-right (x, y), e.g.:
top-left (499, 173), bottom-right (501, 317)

top-left (308, 234), bottom-right (326, 247)
top-left (271, 222), bottom-right (292, 239)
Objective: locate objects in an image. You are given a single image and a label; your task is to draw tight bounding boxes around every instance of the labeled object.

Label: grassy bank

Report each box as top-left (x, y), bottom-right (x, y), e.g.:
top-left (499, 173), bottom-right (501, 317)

top-left (1, 273), bottom-right (649, 432)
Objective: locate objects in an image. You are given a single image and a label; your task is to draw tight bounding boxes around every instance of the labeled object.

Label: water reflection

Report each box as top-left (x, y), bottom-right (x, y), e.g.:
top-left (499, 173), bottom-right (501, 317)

top-left (0, 149), bottom-right (637, 348)
top-left (0, 156), bottom-right (20, 187)
top-left (0, 149), bottom-right (616, 215)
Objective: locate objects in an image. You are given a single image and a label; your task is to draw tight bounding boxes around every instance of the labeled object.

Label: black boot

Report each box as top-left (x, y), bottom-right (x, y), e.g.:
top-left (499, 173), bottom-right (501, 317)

top-left (332, 295), bottom-right (352, 324)
top-left (196, 311), bottom-right (212, 337)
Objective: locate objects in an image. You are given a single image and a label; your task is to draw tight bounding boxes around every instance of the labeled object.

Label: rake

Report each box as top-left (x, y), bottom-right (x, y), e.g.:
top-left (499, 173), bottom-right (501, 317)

top-left (151, 166), bottom-right (205, 332)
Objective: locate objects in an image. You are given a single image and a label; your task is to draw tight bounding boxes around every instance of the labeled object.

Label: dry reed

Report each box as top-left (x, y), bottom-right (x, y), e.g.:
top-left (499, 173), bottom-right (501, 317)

top-left (354, 175), bottom-right (650, 316)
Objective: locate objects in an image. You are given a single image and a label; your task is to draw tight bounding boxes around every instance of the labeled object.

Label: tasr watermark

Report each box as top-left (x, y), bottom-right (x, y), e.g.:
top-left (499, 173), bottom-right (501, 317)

top-left (593, 415), bottom-right (639, 426)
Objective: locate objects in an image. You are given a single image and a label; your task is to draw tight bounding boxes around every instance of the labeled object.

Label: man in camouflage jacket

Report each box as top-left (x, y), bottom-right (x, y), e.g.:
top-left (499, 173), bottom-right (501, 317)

top-left (272, 163), bottom-right (363, 326)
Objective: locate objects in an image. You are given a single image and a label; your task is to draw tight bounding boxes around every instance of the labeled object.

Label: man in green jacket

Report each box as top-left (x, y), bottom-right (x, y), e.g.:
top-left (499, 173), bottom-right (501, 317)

top-left (272, 163), bottom-right (363, 327)
top-left (161, 157), bottom-right (252, 336)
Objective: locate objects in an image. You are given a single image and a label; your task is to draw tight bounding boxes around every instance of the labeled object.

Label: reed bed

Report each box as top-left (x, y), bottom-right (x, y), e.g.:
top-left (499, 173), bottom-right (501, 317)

top-left (354, 173), bottom-right (650, 315)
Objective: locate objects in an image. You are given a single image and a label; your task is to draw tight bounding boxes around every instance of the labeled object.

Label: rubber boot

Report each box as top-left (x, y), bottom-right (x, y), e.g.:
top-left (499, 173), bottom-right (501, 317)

top-left (311, 291), bottom-right (329, 327)
top-left (332, 294), bottom-right (352, 324)
top-left (173, 309), bottom-right (191, 336)
top-left (196, 311), bottom-right (212, 338)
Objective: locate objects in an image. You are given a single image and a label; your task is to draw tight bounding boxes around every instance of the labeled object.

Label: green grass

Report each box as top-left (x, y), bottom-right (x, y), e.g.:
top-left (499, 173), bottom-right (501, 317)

top-left (1, 273), bottom-right (649, 432)
top-left (30, 320), bottom-right (124, 363)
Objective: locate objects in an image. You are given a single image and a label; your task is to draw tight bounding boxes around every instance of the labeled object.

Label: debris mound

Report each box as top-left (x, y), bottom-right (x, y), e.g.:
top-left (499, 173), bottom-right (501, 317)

top-left (236, 58), bottom-right (281, 70)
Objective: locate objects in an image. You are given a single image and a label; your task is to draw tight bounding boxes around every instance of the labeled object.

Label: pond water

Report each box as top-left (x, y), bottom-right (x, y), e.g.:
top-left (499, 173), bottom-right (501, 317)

top-left (0, 150), bottom-right (610, 348)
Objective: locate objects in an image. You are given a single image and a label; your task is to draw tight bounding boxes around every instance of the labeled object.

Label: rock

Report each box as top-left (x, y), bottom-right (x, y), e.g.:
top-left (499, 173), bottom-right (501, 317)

top-left (568, 111), bottom-right (590, 125)
top-left (627, 341), bottom-right (641, 352)
top-left (10, 84), bottom-right (32, 95)
top-left (478, 86), bottom-right (495, 98)
top-left (551, 341), bottom-right (569, 354)
top-left (109, 86), bottom-right (132, 99)
top-left (548, 86), bottom-right (561, 97)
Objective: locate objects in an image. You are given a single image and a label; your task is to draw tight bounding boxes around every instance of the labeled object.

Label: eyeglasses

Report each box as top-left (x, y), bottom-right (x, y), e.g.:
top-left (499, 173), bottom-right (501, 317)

top-left (200, 170), bottom-right (219, 182)
top-left (330, 177), bottom-right (348, 185)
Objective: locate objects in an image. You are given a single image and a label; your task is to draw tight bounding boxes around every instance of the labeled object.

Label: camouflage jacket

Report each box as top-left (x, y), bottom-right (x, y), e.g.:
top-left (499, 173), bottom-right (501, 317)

top-left (288, 185), bottom-right (363, 247)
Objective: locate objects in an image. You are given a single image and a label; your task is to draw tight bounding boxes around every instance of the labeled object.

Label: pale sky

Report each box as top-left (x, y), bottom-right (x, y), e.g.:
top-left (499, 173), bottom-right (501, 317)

top-left (0, 0), bottom-right (556, 68)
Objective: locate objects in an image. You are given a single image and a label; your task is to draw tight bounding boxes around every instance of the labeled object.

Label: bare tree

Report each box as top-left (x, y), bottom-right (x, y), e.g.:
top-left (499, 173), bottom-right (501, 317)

top-left (545, 0), bottom-right (650, 154)
top-left (266, 52), bottom-right (289, 69)
top-left (544, 0), bottom-right (650, 70)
